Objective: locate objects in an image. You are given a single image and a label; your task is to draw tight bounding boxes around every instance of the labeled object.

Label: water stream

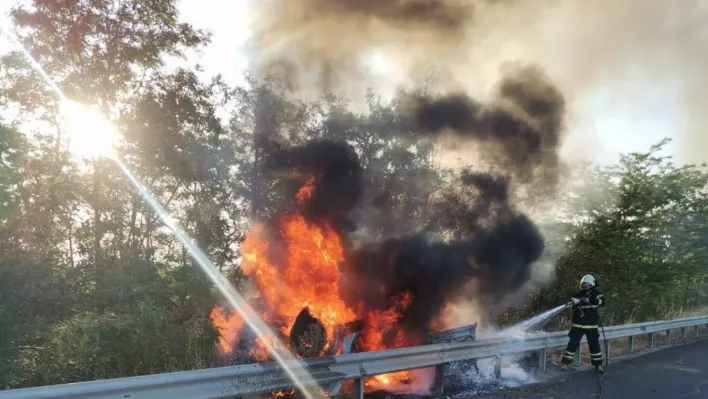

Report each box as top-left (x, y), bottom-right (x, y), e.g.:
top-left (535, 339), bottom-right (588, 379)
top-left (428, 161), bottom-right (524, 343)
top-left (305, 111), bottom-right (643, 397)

top-left (503, 304), bottom-right (569, 336)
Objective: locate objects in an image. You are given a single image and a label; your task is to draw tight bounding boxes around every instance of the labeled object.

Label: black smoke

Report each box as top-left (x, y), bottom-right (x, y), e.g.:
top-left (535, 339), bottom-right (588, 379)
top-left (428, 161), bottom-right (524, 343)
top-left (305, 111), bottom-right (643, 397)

top-left (344, 173), bottom-right (543, 343)
top-left (413, 63), bottom-right (565, 189)
top-left (267, 140), bottom-right (363, 234)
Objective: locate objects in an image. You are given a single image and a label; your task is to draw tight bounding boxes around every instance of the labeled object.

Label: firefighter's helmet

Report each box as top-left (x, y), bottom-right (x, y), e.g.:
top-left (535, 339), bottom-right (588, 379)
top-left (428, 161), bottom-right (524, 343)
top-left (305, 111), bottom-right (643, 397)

top-left (580, 274), bottom-right (596, 289)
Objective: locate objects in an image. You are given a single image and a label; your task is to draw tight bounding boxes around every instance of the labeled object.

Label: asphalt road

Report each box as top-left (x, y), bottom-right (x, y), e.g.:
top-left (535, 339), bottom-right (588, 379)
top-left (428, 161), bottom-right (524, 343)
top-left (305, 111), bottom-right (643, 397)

top-left (474, 339), bottom-right (708, 399)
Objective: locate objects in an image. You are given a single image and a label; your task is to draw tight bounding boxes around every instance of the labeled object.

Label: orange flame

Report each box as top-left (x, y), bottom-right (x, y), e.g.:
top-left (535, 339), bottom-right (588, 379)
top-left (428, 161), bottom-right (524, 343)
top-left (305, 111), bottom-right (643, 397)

top-left (296, 176), bottom-right (316, 206)
top-left (240, 212), bottom-right (357, 345)
top-left (274, 389), bottom-right (296, 397)
top-left (360, 292), bottom-right (413, 352)
top-left (210, 306), bottom-right (244, 354)
top-left (358, 293), bottom-right (434, 392)
top-left (210, 177), bottom-right (435, 393)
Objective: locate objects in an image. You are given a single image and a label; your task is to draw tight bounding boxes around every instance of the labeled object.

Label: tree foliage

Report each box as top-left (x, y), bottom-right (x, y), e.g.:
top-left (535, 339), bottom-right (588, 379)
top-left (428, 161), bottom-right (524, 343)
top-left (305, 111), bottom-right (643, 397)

top-left (509, 141), bottom-right (708, 328)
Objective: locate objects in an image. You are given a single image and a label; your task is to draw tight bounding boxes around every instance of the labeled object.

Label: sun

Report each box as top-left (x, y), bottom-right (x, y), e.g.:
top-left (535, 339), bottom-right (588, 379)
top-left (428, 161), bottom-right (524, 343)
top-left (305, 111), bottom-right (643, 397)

top-left (58, 100), bottom-right (118, 159)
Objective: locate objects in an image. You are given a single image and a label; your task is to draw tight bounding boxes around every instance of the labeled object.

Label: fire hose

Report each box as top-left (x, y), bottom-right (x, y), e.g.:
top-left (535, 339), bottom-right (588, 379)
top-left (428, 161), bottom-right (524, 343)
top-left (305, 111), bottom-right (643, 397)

top-left (598, 313), bottom-right (608, 399)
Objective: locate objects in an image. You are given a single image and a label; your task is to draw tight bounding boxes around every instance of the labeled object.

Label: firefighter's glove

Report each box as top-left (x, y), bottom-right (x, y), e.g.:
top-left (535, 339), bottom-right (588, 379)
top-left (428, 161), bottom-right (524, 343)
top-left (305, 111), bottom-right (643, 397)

top-left (581, 297), bottom-right (590, 304)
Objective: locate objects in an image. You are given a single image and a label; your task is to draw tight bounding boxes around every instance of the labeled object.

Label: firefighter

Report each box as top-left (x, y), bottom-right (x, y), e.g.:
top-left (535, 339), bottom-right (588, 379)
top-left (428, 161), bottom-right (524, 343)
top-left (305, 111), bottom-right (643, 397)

top-left (561, 274), bottom-right (606, 374)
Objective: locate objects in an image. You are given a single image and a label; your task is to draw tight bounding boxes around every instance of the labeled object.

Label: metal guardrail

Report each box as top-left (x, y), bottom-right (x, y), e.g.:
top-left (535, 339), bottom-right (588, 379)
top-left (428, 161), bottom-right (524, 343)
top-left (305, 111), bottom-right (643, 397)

top-left (1, 315), bottom-right (707, 399)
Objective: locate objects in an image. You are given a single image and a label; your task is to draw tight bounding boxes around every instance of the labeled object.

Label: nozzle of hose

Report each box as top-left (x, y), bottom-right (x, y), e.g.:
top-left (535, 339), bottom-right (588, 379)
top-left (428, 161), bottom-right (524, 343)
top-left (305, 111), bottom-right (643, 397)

top-left (567, 297), bottom-right (581, 308)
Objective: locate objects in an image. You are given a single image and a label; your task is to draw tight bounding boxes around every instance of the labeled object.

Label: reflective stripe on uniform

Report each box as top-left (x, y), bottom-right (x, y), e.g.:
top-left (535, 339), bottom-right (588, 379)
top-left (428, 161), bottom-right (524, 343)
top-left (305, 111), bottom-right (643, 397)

top-left (563, 351), bottom-right (574, 359)
top-left (590, 352), bottom-right (603, 365)
top-left (581, 305), bottom-right (598, 309)
top-left (596, 294), bottom-right (604, 306)
top-left (572, 324), bottom-right (599, 329)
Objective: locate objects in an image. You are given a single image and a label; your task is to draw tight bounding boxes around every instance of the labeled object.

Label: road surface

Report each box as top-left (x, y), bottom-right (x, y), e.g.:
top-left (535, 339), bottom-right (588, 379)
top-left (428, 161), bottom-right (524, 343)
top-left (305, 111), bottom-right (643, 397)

top-left (475, 339), bottom-right (708, 399)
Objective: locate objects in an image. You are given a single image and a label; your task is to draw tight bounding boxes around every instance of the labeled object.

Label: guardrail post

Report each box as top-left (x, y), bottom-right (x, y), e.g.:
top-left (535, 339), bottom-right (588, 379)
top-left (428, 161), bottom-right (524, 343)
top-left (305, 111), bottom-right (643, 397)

top-left (353, 377), bottom-right (364, 399)
top-left (682, 327), bottom-right (687, 342)
top-left (648, 332), bottom-right (655, 349)
top-left (628, 335), bottom-right (634, 353)
top-left (494, 356), bottom-right (502, 379)
top-left (537, 348), bottom-right (547, 373)
top-left (605, 340), bottom-right (611, 362)
top-left (695, 325), bottom-right (699, 337)
top-left (432, 363), bottom-right (446, 394)
top-left (666, 329), bottom-right (671, 344)
top-left (574, 348), bottom-right (581, 363)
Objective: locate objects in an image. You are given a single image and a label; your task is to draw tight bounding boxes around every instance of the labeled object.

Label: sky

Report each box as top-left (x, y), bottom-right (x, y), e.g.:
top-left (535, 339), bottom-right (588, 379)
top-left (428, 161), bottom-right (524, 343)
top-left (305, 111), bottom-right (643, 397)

top-left (0, 0), bottom-right (685, 166)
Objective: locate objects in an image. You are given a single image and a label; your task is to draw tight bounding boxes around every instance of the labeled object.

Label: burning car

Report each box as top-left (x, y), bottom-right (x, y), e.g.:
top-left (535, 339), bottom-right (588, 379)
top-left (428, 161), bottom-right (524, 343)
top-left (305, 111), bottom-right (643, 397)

top-left (210, 130), bottom-right (550, 395)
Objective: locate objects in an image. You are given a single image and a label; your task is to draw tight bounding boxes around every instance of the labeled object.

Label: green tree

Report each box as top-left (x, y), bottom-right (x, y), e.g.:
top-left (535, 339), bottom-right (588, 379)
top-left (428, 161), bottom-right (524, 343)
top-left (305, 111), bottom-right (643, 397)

top-left (527, 140), bottom-right (708, 327)
top-left (0, 0), bottom-right (227, 387)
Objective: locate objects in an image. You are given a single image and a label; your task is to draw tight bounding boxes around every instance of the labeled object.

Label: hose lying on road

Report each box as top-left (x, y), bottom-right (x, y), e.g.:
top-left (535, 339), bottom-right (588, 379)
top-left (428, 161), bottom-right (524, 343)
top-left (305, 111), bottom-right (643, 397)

top-left (597, 312), bottom-right (608, 399)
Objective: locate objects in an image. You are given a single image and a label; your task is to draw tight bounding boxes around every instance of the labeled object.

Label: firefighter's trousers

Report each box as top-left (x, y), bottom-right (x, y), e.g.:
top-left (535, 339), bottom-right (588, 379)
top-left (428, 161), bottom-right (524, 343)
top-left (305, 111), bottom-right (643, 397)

top-left (561, 326), bottom-right (603, 366)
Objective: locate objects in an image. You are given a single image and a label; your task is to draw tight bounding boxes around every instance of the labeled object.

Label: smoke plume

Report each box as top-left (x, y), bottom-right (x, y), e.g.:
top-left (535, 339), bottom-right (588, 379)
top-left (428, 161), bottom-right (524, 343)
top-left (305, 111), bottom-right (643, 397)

top-left (346, 173), bottom-right (543, 342)
top-left (246, 0), bottom-right (708, 165)
top-left (247, 0), bottom-right (480, 90)
top-left (412, 63), bottom-right (565, 189)
top-left (249, 0), bottom-right (570, 338)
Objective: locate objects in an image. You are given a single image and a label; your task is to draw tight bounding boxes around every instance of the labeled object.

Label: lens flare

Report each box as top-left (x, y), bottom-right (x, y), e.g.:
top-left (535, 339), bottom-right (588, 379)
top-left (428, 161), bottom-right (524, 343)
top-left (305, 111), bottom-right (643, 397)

top-left (58, 100), bottom-right (118, 159)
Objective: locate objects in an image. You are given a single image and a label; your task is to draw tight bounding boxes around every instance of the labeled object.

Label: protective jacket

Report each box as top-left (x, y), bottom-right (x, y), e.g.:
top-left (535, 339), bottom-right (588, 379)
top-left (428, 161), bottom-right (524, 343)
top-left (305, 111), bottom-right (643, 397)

top-left (570, 287), bottom-right (605, 328)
